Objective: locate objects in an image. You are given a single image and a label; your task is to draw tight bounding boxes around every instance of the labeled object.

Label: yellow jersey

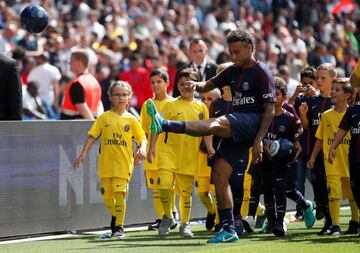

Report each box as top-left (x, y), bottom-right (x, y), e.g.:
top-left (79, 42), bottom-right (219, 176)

top-left (88, 110), bottom-right (146, 179)
top-left (140, 97), bottom-right (175, 171)
top-left (159, 98), bottom-right (209, 176)
top-left (353, 60), bottom-right (360, 78)
top-left (315, 108), bottom-right (351, 177)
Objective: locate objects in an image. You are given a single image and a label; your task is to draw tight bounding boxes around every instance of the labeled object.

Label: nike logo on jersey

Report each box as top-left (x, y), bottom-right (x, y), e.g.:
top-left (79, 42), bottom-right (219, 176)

top-left (352, 114), bottom-right (358, 118)
top-left (215, 110), bottom-right (222, 115)
top-left (237, 173), bottom-right (243, 176)
top-left (105, 124), bottom-right (110, 127)
top-left (177, 112), bottom-right (183, 115)
top-left (312, 105), bottom-right (317, 109)
top-left (327, 124), bottom-right (331, 127)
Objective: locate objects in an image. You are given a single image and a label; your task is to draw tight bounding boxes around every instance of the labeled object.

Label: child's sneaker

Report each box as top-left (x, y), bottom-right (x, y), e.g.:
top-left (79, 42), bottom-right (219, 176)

top-left (179, 223), bottom-right (193, 238)
top-left (243, 216), bottom-right (256, 233)
top-left (148, 219), bottom-right (161, 231)
top-left (344, 220), bottom-right (359, 234)
top-left (302, 200), bottom-right (315, 228)
top-left (329, 225), bottom-right (341, 236)
top-left (207, 230), bottom-right (239, 243)
top-left (112, 226), bottom-right (125, 239)
top-left (159, 215), bottom-right (176, 236)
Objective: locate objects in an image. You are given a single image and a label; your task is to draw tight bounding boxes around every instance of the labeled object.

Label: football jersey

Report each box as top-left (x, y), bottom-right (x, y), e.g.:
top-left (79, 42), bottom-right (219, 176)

top-left (211, 61), bottom-right (275, 113)
top-left (140, 97), bottom-right (174, 171)
top-left (305, 95), bottom-right (334, 153)
top-left (88, 111), bottom-right (146, 179)
top-left (159, 98), bottom-right (209, 176)
top-left (316, 108), bottom-right (350, 176)
top-left (263, 109), bottom-right (302, 145)
top-left (339, 104), bottom-right (360, 162)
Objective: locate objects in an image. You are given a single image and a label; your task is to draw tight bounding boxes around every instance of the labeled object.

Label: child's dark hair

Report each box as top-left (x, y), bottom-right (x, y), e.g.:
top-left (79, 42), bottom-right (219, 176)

top-left (300, 66), bottom-right (316, 80)
top-left (274, 76), bottom-right (288, 96)
top-left (332, 77), bottom-right (353, 95)
top-left (177, 68), bottom-right (200, 83)
top-left (150, 68), bottom-right (169, 82)
top-left (108, 80), bottom-right (133, 97)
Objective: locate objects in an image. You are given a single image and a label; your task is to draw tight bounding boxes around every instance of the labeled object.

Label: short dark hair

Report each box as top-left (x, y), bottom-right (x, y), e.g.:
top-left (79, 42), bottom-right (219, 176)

top-left (332, 77), bottom-right (353, 95)
top-left (274, 76), bottom-right (288, 96)
top-left (177, 68), bottom-right (200, 83)
top-left (150, 68), bottom-right (169, 82)
top-left (300, 66), bottom-right (316, 80)
top-left (226, 29), bottom-right (255, 51)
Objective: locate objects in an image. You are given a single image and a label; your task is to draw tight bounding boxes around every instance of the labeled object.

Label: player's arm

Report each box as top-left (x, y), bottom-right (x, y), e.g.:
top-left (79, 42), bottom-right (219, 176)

top-left (147, 133), bottom-right (159, 163)
top-left (306, 138), bottom-right (322, 169)
top-left (134, 139), bottom-right (147, 164)
top-left (328, 128), bottom-right (348, 164)
top-left (185, 80), bottom-right (217, 93)
top-left (75, 136), bottom-right (96, 168)
top-left (298, 102), bottom-right (309, 130)
top-left (253, 102), bottom-right (275, 164)
top-left (203, 135), bottom-right (215, 157)
top-left (75, 103), bottom-right (94, 120)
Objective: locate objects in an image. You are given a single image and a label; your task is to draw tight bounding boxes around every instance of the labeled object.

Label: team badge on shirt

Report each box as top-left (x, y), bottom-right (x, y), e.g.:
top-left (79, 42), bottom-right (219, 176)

top-left (149, 177), bottom-right (154, 185)
top-left (278, 125), bottom-right (286, 133)
top-left (243, 82), bottom-right (249, 91)
top-left (124, 124), bottom-right (130, 132)
top-left (199, 113), bottom-right (204, 120)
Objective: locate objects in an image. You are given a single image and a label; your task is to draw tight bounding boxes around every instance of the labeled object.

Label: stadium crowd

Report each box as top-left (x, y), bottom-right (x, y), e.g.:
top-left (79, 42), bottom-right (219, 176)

top-left (0, 0), bottom-right (360, 119)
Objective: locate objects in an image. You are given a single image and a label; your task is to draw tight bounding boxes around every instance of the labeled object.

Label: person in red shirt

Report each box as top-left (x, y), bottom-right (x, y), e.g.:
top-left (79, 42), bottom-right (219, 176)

top-left (119, 53), bottom-right (152, 112)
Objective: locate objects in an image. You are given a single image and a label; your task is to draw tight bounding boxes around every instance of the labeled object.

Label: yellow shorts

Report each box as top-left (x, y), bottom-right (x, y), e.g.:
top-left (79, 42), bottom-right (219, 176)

top-left (100, 177), bottom-right (128, 199)
top-left (194, 176), bottom-right (215, 193)
top-left (327, 175), bottom-right (353, 200)
top-left (144, 170), bottom-right (160, 190)
top-left (158, 169), bottom-right (194, 197)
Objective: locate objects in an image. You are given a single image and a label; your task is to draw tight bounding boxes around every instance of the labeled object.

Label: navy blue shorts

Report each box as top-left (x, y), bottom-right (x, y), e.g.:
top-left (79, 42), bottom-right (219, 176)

top-left (209, 139), bottom-right (249, 174)
top-left (225, 112), bottom-right (261, 147)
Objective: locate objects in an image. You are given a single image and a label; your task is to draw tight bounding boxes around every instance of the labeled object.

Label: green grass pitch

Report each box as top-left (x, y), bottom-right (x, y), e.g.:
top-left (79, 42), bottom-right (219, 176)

top-left (0, 209), bottom-right (359, 253)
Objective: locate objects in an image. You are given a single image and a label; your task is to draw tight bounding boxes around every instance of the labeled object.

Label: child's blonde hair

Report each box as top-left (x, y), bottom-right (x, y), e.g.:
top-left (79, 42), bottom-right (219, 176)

top-left (317, 63), bottom-right (337, 78)
top-left (108, 80), bottom-right (133, 96)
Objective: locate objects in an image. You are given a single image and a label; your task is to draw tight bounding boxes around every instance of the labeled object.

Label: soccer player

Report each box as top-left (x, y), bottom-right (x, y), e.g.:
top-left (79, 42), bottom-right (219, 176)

top-left (308, 78), bottom-right (359, 236)
top-left (74, 81), bottom-right (147, 239)
top-left (329, 96), bottom-right (360, 235)
top-left (147, 29), bottom-right (275, 243)
top-left (147, 68), bottom-right (209, 238)
top-left (299, 63), bottom-right (335, 235)
top-left (139, 68), bottom-right (178, 231)
top-left (292, 67), bottom-right (317, 220)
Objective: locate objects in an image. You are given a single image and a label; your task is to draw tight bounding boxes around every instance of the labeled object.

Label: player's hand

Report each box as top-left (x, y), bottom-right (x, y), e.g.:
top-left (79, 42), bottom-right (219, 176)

top-left (299, 102), bottom-right (308, 116)
top-left (134, 147), bottom-right (146, 164)
top-left (74, 153), bottom-right (86, 169)
top-left (184, 80), bottom-right (196, 91)
top-left (328, 148), bottom-right (336, 164)
top-left (207, 146), bottom-right (216, 158)
top-left (252, 139), bottom-right (263, 164)
top-left (305, 85), bottom-right (316, 97)
top-left (147, 147), bottom-right (156, 164)
top-left (306, 157), bottom-right (315, 169)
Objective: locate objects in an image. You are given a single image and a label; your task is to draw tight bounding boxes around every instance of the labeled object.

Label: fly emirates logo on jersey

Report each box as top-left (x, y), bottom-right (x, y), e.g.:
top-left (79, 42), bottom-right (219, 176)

top-left (233, 91), bottom-right (255, 106)
top-left (105, 132), bottom-right (128, 146)
top-left (351, 121), bottom-right (360, 135)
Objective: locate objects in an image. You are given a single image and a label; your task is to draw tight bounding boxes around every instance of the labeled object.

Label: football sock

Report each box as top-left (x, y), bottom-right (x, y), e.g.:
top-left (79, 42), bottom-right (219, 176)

top-left (198, 192), bottom-right (216, 214)
top-left (219, 208), bottom-right (235, 233)
top-left (162, 120), bottom-right (186, 133)
top-left (159, 189), bottom-right (172, 218)
top-left (153, 189), bottom-right (164, 219)
top-left (179, 196), bottom-right (192, 224)
top-left (102, 197), bottom-right (116, 217)
top-left (256, 202), bottom-right (265, 216)
top-left (170, 192), bottom-right (177, 214)
top-left (114, 192), bottom-right (126, 227)
top-left (349, 198), bottom-right (359, 222)
top-left (329, 198), bottom-right (340, 225)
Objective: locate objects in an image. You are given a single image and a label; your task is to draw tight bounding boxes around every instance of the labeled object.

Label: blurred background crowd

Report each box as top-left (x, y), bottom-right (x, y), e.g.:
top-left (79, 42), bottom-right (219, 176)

top-left (1, 0), bottom-right (360, 119)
